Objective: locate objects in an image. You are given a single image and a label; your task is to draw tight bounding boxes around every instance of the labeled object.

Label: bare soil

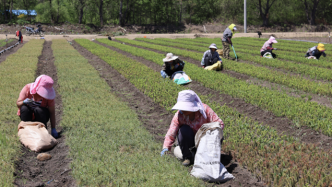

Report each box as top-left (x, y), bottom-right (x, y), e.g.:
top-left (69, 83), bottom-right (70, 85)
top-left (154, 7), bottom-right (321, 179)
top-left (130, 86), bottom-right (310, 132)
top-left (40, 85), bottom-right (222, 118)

top-left (110, 39), bottom-right (332, 150)
top-left (73, 40), bottom-right (266, 187)
top-left (14, 41), bottom-right (75, 187)
top-left (1, 23), bottom-right (331, 35)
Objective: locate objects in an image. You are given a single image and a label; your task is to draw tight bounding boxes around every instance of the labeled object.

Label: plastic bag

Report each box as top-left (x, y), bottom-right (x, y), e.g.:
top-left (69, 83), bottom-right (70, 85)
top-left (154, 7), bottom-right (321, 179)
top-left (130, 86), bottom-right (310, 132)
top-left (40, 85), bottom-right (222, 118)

top-left (191, 123), bottom-right (234, 182)
top-left (171, 71), bottom-right (192, 85)
top-left (17, 121), bottom-right (57, 152)
top-left (204, 61), bottom-right (223, 71)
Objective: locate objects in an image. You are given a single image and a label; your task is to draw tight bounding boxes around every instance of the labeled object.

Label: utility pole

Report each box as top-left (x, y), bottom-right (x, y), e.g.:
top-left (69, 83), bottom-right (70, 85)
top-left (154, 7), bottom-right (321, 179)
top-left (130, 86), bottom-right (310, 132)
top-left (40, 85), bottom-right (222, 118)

top-left (244, 0), bottom-right (247, 33)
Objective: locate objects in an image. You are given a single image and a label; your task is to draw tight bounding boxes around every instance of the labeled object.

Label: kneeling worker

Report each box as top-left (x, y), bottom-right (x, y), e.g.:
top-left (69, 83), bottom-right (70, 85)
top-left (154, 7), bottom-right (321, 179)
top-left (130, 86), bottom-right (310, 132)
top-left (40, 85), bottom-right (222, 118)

top-left (305, 43), bottom-right (326, 59)
top-left (16, 75), bottom-right (58, 138)
top-left (161, 53), bottom-right (185, 79)
top-left (160, 90), bottom-right (224, 166)
top-left (201, 43), bottom-right (223, 71)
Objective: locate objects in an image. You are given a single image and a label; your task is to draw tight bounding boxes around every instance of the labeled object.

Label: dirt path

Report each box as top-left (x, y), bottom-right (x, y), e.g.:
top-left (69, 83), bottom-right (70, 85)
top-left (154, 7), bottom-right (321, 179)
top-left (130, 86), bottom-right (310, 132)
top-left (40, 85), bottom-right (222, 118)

top-left (0, 40), bottom-right (24, 65)
top-left (73, 41), bottom-right (266, 187)
top-left (14, 41), bottom-right (75, 187)
top-left (104, 40), bottom-right (332, 150)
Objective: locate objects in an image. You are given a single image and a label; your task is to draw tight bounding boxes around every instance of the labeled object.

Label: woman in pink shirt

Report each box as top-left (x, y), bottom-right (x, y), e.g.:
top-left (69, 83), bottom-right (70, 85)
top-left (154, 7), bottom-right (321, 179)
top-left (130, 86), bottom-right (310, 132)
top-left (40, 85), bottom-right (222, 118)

top-left (160, 90), bottom-right (224, 166)
top-left (260, 36), bottom-right (278, 58)
top-left (16, 75), bottom-right (58, 138)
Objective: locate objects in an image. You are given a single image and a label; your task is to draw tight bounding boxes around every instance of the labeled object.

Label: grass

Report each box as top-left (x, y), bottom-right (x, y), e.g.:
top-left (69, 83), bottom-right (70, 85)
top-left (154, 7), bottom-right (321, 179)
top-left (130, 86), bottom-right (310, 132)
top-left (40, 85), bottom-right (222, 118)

top-left (109, 38), bottom-right (332, 137)
top-left (0, 39), bottom-right (44, 187)
top-left (0, 39), bottom-right (15, 47)
top-left (52, 39), bottom-right (203, 186)
top-left (77, 39), bottom-right (332, 186)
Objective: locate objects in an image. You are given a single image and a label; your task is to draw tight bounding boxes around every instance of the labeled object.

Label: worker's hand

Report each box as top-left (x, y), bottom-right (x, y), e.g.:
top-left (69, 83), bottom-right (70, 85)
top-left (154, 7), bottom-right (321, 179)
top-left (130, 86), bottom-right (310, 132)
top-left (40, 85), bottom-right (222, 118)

top-left (202, 66), bottom-right (205, 68)
top-left (160, 148), bottom-right (168, 156)
top-left (51, 128), bottom-right (58, 138)
top-left (323, 53), bottom-right (326, 57)
top-left (166, 75), bottom-right (170, 79)
top-left (274, 48), bottom-right (278, 50)
top-left (160, 71), bottom-right (167, 78)
top-left (23, 98), bottom-right (33, 105)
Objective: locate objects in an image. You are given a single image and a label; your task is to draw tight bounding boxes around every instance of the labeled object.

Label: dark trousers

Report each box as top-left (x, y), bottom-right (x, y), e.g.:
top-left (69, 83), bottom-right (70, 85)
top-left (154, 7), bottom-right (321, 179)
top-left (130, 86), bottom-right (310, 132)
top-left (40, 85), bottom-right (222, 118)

top-left (306, 52), bottom-right (322, 59)
top-left (178, 125), bottom-right (195, 160)
top-left (20, 105), bottom-right (50, 127)
top-left (205, 57), bottom-right (219, 67)
top-left (18, 31), bottom-right (23, 43)
top-left (261, 50), bottom-right (276, 58)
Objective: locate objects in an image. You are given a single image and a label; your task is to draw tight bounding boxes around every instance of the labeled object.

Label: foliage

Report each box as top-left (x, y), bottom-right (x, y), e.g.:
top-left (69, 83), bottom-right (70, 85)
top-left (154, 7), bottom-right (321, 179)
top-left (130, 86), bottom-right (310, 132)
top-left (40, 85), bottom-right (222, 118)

top-left (0, 40), bottom-right (44, 187)
top-left (17, 14), bottom-right (26, 19)
top-left (80, 38), bottom-right (332, 186)
top-left (52, 39), bottom-right (203, 186)
top-left (115, 38), bottom-right (332, 137)
top-left (135, 37), bottom-right (332, 96)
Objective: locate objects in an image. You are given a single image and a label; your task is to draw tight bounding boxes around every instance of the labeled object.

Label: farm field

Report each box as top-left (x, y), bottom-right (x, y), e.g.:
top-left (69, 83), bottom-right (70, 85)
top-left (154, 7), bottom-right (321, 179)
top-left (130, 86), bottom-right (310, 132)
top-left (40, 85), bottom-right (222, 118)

top-left (1, 37), bottom-right (332, 186)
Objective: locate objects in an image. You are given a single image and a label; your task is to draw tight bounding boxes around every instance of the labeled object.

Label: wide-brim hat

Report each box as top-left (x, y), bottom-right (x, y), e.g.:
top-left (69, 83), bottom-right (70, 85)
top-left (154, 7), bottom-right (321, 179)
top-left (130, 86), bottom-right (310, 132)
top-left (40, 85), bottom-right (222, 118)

top-left (317, 43), bottom-right (325, 52)
top-left (163, 53), bottom-right (179, 62)
top-left (269, 37), bottom-right (278, 44)
top-left (30, 75), bottom-right (56, 100)
top-left (171, 90), bottom-right (200, 112)
top-left (209, 43), bottom-right (217, 49)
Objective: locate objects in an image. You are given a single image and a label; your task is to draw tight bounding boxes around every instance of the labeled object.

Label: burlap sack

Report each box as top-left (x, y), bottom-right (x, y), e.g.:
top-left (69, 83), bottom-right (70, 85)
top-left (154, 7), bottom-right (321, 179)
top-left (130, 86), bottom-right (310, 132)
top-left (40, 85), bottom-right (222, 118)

top-left (18, 121), bottom-right (57, 152)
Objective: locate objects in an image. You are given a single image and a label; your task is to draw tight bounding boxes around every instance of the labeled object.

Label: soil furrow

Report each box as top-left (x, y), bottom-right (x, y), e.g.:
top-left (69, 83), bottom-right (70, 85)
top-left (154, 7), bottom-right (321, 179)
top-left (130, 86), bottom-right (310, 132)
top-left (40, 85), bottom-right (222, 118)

top-left (99, 40), bottom-right (332, 150)
top-left (14, 41), bottom-right (75, 187)
top-left (133, 39), bottom-right (331, 84)
top-left (0, 40), bottom-right (24, 65)
top-left (131, 41), bottom-right (332, 109)
top-left (73, 41), bottom-right (266, 187)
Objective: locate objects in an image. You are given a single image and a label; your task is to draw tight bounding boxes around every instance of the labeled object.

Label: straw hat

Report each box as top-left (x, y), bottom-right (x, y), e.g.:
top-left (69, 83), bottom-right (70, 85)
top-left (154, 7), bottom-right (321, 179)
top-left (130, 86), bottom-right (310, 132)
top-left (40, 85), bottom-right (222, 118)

top-left (163, 53), bottom-right (179, 62)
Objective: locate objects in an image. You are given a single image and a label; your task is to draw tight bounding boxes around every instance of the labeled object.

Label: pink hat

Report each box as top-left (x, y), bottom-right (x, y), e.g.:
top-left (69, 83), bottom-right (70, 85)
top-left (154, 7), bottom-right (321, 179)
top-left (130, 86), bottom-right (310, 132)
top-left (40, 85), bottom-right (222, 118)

top-left (268, 36), bottom-right (278, 44)
top-left (172, 90), bottom-right (207, 119)
top-left (30, 75), bottom-right (56, 100)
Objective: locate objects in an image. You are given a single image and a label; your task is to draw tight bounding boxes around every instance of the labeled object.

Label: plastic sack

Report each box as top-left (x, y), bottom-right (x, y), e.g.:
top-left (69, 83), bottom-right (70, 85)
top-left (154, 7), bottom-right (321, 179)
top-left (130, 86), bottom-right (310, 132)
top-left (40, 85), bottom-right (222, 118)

top-left (173, 146), bottom-right (183, 160)
top-left (17, 121), bottom-right (57, 152)
top-left (263, 52), bottom-right (273, 59)
top-left (204, 61), bottom-right (223, 71)
top-left (217, 49), bottom-right (223, 57)
top-left (191, 123), bottom-right (234, 182)
top-left (306, 56), bottom-right (317, 59)
top-left (171, 71), bottom-right (192, 85)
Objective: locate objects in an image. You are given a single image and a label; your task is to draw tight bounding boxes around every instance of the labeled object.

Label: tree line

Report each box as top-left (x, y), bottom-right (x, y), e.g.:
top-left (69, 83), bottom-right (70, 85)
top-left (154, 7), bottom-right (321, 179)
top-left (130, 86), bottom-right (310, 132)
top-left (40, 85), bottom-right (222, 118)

top-left (1, 0), bottom-right (331, 27)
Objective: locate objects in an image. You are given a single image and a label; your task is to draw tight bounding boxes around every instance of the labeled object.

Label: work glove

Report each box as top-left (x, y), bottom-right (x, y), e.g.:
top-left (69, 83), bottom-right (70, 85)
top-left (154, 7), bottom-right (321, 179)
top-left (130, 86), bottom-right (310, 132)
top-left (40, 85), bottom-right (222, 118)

top-left (51, 128), bottom-right (58, 138)
top-left (160, 148), bottom-right (168, 156)
top-left (23, 98), bottom-right (33, 105)
top-left (323, 53), bottom-right (326, 57)
top-left (274, 48), bottom-right (278, 50)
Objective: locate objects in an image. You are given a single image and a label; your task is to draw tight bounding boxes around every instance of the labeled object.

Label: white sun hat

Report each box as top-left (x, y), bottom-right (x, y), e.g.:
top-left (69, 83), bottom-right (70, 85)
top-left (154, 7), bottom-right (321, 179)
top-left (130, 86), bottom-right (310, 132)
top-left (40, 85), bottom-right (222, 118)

top-left (171, 90), bottom-right (207, 119)
top-left (163, 53), bottom-right (179, 62)
top-left (209, 43), bottom-right (218, 49)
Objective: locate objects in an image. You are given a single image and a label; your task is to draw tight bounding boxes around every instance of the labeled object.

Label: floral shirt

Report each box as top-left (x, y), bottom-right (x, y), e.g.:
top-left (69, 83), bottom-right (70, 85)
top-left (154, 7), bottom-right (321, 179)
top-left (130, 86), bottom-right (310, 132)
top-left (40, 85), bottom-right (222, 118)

top-left (163, 103), bottom-right (224, 150)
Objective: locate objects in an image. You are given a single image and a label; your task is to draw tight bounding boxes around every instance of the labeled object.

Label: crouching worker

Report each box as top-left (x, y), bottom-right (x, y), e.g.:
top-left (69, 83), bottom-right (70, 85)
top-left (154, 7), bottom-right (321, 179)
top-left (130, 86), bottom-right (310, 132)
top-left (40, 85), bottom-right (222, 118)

top-left (160, 90), bottom-right (224, 166)
top-left (161, 53), bottom-right (185, 79)
top-left (305, 43), bottom-right (326, 59)
top-left (201, 43), bottom-right (223, 71)
top-left (16, 75), bottom-right (58, 138)
top-left (261, 36), bottom-right (278, 58)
